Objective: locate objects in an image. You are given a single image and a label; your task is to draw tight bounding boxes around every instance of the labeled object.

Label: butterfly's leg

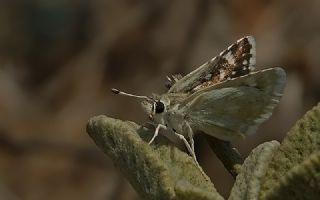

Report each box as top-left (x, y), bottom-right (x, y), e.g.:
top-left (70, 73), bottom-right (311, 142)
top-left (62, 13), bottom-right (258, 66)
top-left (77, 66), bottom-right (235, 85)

top-left (173, 131), bottom-right (208, 180)
top-left (182, 121), bottom-right (195, 152)
top-left (148, 124), bottom-right (167, 145)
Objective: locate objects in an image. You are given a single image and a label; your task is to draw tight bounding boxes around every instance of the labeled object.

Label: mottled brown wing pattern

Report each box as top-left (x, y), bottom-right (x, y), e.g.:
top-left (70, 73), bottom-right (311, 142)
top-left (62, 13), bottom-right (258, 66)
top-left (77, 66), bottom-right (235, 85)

top-left (192, 36), bottom-right (256, 92)
top-left (167, 36), bottom-right (256, 94)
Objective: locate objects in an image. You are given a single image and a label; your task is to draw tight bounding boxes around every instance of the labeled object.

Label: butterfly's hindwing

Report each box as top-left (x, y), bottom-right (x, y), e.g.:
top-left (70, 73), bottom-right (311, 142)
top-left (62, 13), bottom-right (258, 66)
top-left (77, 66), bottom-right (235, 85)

top-left (168, 36), bottom-right (256, 94)
top-left (181, 67), bottom-right (286, 140)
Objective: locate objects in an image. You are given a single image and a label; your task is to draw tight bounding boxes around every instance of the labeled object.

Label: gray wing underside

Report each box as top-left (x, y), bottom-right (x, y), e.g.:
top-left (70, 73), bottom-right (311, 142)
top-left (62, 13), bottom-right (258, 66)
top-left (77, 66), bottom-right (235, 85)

top-left (183, 67), bottom-right (286, 141)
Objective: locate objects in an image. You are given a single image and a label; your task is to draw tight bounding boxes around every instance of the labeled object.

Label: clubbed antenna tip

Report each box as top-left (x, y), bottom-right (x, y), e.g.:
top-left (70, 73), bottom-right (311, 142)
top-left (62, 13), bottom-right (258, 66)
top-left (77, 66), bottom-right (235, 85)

top-left (111, 88), bottom-right (120, 94)
top-left (110, 88), bottom-right (153, 102)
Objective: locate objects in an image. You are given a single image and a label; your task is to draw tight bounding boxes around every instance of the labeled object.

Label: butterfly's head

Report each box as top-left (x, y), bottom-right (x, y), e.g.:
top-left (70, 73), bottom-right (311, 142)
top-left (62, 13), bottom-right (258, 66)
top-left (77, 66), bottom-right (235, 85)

top-left (141, 100), bottom-right (153, 117)
top-left (111, 88), bottom-right (166, 122)
top-left (141, 97), bottom-right (167, 122)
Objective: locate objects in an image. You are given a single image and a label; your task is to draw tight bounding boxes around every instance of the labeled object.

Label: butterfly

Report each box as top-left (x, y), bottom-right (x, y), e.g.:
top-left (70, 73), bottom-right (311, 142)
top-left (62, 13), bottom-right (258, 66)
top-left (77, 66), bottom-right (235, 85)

top-left (112, 36), bottom-right (286, 177)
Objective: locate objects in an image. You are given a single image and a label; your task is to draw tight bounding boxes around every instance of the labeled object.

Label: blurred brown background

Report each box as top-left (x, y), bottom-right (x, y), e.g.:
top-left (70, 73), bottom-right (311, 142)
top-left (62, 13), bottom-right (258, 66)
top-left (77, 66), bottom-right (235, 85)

top-left (0, 0), bottom-right (319, 199)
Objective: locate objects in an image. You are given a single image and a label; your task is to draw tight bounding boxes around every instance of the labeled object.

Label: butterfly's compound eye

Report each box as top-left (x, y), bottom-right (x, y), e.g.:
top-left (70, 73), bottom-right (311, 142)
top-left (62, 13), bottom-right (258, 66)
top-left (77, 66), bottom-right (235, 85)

top-left (155, 101), bottom-right (165, 113)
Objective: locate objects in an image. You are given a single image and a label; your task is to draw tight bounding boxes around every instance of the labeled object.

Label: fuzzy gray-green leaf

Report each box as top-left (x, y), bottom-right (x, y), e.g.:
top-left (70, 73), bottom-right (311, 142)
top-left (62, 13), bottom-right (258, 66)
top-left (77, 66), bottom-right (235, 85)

top-left (260, 103), bottom-right (320, 198)
top-left (86, 115), bottom-right (223, 200)
top-left (264, 152), bottom-right (320, 199)
top-left (229, 141), bottom-right (279, 200)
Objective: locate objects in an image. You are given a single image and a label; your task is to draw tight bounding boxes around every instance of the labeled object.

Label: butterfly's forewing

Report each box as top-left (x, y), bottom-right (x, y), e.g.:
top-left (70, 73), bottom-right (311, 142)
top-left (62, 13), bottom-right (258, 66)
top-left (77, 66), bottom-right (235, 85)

top-left (183, 67), bottom-right (286, 141)
top-left (168, 36), bottom-right (256, 94)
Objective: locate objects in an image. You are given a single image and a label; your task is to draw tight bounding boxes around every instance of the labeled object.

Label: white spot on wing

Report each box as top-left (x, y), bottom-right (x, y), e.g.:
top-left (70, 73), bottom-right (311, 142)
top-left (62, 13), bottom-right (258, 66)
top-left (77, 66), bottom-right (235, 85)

top-left (246, 36), bottom-right (256, 67)
top-left (219, 69), bottom-right (226, 79)
top-left (224, 51), bottom-right (235, 65)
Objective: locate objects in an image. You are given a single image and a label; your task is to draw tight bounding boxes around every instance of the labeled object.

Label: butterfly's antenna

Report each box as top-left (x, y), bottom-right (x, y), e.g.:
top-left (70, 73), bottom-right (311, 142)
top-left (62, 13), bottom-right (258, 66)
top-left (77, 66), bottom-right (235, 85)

top-left (111, 88), bottom-right (153, 102)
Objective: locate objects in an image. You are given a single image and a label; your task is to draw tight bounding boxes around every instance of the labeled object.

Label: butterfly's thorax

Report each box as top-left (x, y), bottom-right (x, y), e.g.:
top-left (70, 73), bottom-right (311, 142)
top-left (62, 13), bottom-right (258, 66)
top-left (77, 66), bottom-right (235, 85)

top-left (164, 108), bottom-right (185, 134)
top-left (155, 93), bottom-right (189, 134)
